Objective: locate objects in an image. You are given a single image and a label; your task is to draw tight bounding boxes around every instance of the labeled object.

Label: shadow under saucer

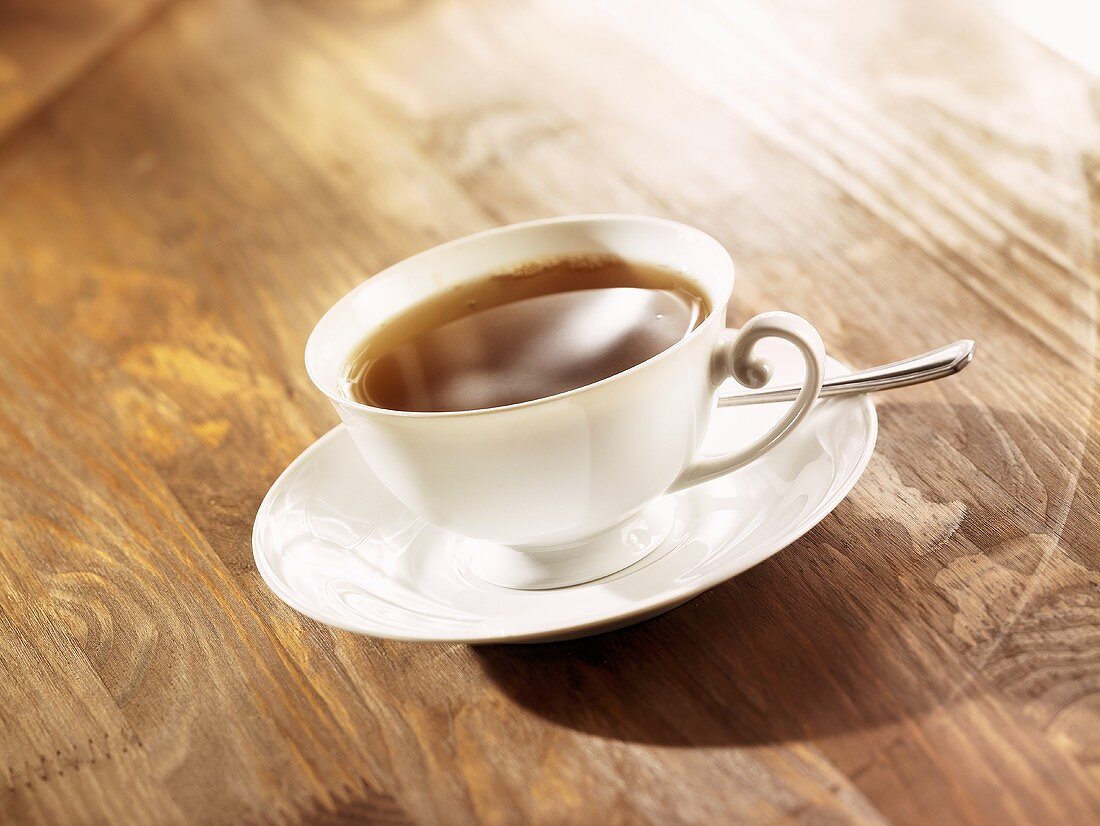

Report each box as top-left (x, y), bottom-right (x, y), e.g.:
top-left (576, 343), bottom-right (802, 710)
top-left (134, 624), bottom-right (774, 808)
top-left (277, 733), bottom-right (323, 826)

top-left (472, 518), bottom-right (950, 747)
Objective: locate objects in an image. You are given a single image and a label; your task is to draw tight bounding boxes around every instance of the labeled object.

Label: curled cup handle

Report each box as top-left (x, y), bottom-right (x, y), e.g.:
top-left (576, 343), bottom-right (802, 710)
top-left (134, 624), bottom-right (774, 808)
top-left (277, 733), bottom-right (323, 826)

top-left (668, 312), bottom-right (826, 492)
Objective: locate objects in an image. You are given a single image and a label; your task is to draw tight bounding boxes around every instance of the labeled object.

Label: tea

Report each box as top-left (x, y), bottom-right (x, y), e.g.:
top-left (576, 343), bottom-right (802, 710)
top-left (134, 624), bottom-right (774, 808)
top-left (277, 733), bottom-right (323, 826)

top-left (340, 255), bottom-right (709, 413)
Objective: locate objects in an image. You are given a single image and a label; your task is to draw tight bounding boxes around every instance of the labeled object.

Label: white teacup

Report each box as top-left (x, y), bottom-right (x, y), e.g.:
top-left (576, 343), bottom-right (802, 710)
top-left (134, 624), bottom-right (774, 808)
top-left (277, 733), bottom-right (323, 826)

top-left (306, 215), bottom-right (825, 589)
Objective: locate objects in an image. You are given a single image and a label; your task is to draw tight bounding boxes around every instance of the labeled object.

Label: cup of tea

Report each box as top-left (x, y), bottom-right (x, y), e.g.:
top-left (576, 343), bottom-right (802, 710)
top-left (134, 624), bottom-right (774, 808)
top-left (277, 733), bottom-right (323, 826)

top-left (305, 215), bottom-right (825, 588)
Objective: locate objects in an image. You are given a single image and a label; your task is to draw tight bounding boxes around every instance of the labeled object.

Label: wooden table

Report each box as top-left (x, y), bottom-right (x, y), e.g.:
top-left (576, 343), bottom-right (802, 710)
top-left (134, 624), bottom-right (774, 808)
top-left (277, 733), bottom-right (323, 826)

top-left (1, 1), bottom-right (1097, 823)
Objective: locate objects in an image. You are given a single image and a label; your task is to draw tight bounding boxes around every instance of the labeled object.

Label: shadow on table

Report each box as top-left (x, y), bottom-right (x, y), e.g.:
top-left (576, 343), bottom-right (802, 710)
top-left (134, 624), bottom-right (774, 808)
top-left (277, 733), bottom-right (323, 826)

top-left (474, 398), bottom-right (1078, 746)
top-left (472, 545), bottom-right (917, 746)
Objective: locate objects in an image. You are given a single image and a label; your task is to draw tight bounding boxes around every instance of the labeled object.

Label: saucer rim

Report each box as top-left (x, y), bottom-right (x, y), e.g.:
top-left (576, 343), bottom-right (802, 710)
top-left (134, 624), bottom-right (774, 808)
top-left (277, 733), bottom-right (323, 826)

top-left (253, 391), bottom-right (877, 644)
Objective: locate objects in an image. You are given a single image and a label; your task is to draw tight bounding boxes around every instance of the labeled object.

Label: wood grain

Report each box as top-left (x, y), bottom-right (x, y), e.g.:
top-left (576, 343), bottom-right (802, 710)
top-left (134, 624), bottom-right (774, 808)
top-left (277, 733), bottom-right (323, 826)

top-left (0, 0), bottom-right (169, 138)
top-left (0, 0), bottom-right (1096, 823)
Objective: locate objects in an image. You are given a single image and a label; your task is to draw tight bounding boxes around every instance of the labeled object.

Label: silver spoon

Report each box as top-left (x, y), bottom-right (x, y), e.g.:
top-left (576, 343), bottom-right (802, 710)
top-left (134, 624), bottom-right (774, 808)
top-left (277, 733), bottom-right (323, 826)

top-left (718, 339), bottom-right (975, 407)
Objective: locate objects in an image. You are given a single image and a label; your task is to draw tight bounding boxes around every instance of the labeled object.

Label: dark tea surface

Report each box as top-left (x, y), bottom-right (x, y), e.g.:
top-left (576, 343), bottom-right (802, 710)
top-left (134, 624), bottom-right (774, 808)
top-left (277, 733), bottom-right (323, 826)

top-left (341, 256), bottom-right (709, 412)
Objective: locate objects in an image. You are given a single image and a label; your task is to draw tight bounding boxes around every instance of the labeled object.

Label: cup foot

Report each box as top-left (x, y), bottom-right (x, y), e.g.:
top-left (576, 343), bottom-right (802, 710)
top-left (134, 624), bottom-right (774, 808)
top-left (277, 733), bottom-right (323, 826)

top-left (462, 499), bottom-right (676, 589)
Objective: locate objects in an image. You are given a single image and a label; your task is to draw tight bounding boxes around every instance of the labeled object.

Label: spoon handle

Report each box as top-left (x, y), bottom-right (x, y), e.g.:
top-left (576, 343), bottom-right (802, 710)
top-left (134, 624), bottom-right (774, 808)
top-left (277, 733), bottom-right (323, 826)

top-left (717, 339), bottom-right (975, 408)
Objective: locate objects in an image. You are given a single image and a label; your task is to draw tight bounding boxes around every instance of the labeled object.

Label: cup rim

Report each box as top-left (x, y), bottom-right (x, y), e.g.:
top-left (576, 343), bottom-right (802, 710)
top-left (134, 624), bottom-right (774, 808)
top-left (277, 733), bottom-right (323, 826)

top-left (305, 214), bottom-right (734, 419)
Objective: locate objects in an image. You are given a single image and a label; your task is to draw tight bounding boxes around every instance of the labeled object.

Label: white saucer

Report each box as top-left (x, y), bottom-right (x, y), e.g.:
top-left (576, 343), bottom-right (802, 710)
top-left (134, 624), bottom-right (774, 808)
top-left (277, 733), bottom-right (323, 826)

top-left (254, 349), bottom-right (876, 643)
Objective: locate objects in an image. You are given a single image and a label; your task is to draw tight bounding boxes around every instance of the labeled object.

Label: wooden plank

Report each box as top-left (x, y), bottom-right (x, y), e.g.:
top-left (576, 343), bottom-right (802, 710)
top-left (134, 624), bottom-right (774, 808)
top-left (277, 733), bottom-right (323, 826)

top-left (0, 0), bottom-right (168, 138)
